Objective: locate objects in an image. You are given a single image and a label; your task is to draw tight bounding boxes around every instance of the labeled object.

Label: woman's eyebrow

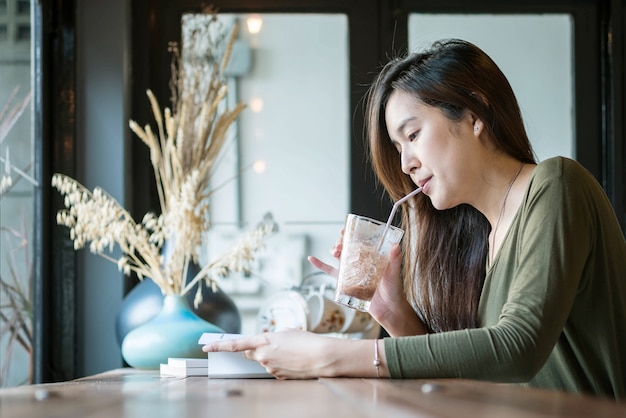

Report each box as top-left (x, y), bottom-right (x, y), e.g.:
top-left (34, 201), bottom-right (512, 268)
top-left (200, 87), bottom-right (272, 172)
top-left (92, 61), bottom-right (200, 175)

top-left (395, 116), bottom-right (419, 136)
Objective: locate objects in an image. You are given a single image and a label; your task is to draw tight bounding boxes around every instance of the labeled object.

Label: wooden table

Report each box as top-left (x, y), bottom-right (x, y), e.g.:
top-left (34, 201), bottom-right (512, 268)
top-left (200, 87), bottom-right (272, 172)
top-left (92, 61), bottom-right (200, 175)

top-left (0, 369), bottom-right (624, 417)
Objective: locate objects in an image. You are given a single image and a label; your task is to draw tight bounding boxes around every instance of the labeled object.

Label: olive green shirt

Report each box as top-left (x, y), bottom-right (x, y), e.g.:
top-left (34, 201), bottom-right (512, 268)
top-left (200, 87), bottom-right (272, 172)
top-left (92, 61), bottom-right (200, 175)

top-left (385, 157), bottom-right (626, 399)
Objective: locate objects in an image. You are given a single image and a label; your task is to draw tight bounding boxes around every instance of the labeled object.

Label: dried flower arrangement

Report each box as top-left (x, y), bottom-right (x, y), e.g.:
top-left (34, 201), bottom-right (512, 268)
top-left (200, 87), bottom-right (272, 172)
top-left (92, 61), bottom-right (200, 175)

top-left (52, 11), bottom-right (276, 306)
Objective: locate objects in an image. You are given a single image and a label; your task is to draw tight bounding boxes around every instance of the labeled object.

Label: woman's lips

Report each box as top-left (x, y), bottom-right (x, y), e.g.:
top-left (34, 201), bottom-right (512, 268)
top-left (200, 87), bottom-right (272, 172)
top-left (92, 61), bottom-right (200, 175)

top-left (417, 177), bottom-right (431, 193)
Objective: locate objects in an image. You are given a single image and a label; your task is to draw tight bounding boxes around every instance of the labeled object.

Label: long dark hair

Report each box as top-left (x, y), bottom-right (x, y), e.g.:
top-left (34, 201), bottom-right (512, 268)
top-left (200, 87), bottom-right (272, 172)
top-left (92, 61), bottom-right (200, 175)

top-left (365, 39), bottom-right (536, 332)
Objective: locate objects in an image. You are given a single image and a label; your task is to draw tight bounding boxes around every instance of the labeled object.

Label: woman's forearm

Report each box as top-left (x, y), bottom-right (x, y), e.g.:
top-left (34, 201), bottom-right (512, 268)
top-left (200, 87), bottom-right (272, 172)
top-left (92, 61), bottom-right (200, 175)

top-left (325, 338), bottom-right (389, 378)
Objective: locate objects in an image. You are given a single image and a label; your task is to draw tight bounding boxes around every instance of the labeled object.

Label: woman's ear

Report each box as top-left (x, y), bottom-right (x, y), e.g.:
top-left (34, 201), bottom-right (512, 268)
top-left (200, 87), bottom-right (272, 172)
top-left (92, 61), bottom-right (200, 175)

top-left (472, 117), bottom-right (484, 136)
top-left (468, 91), bottom-right (488, 137)
top-left (463, 109), bottom-right (484, 137)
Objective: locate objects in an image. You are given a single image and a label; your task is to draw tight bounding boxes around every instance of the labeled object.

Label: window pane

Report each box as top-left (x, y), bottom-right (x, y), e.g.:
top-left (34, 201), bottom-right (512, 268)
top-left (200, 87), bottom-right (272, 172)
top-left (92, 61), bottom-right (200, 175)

top-left (17, 0), bottom-right (29, 16)
top-left (0, 0), bottom-right (35, 388)
top-left (181, 13), bottom-right (350, 334)
top-left (16, 23), bottom-right (29, 41)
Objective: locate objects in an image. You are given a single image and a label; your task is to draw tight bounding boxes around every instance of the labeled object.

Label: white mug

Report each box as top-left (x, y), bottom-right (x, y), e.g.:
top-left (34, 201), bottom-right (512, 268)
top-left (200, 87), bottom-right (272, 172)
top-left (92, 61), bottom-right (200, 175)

top-left (339, 304), bottom-right (377, 334)
top-left (306, 292), bottom-right (346, 333)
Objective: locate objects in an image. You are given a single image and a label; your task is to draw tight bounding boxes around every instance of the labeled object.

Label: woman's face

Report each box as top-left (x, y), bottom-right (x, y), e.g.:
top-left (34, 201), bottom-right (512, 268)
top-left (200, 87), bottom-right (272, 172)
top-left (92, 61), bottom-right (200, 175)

top-left (385, 90), bottom-right (481, 210)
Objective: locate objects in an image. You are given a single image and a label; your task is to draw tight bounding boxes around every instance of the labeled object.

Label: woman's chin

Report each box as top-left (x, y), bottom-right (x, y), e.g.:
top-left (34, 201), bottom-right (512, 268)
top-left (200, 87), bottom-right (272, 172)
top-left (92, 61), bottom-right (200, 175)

top-left (427, 195), bottom-right (450, 211)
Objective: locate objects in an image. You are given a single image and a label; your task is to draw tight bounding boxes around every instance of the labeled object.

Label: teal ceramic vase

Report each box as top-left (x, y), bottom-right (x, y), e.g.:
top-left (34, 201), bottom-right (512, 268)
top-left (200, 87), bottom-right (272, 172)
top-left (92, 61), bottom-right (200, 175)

top-left (121, 294), bottom-right (224, 369)
top-left (114, 278), bottom-right (241, 347)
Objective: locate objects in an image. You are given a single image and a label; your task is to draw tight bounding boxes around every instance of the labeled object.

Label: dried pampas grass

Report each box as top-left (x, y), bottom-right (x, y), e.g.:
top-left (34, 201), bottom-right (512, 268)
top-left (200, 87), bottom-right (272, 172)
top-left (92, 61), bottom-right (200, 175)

top-left (52, 12), bottom-right (276, 297)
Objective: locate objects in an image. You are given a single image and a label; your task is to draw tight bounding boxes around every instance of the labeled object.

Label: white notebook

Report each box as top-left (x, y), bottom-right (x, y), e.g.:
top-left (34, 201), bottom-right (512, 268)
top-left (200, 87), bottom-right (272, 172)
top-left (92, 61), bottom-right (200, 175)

top-left (160, 363), bottom-right (208, 377)
top-left (167, 357), bottom-right (209, 368)
top-left (198, 333), bottom-right (273, 379)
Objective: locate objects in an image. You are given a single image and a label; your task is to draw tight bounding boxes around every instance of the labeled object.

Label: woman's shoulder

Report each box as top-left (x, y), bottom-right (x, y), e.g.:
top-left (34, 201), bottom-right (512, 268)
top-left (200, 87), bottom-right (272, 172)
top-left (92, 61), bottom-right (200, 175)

top-left (530, 157), bottom-right (612, 213)
top-left (532, 156), bottom-right (596, 187)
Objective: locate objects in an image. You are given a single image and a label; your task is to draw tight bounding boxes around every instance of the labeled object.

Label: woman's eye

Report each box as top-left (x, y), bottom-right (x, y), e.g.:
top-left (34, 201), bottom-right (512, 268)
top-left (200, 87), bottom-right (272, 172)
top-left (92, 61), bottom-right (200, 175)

top-left (408, 130), bottom-right (420, 141)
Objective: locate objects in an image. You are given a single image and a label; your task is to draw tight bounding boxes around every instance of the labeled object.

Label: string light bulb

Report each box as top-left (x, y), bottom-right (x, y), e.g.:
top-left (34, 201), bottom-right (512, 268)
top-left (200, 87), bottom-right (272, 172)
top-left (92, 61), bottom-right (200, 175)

top-left (253, 160), bottom-right (266, 174)
top-left (246, 15), bottom-right (263, 34)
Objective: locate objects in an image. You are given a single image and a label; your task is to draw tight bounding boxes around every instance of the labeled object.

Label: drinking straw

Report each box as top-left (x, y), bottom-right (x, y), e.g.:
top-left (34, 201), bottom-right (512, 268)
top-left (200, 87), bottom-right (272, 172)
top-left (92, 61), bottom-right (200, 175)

top-left (377, 187), bottom-right (422, 250)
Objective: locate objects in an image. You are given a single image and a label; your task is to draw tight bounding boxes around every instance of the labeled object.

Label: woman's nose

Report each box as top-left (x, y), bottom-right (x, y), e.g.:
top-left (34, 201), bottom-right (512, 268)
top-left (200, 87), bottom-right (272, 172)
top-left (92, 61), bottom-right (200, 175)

top-left (401, 149), bottom-right (419, 175)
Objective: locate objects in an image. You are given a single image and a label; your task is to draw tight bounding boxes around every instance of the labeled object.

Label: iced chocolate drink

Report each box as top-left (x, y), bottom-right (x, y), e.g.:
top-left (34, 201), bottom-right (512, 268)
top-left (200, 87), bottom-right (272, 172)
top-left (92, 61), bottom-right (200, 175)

top-left (335, 214), bottom-right (404, 312)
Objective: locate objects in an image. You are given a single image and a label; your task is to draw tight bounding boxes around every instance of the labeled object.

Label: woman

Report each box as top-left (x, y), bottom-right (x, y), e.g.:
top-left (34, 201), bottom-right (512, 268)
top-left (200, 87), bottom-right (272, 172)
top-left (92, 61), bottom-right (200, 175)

top-left (203, 39), bottom-right (626, 399)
